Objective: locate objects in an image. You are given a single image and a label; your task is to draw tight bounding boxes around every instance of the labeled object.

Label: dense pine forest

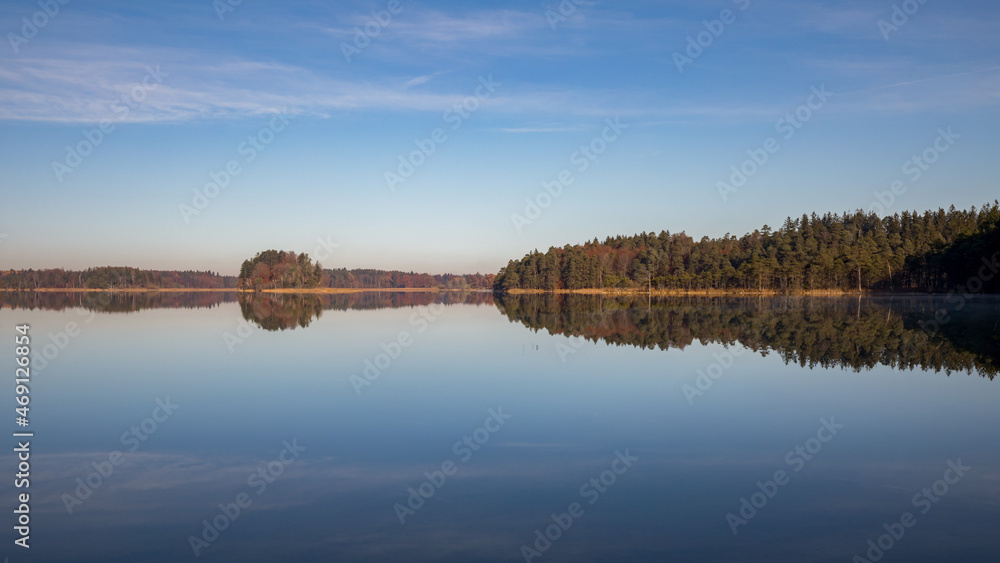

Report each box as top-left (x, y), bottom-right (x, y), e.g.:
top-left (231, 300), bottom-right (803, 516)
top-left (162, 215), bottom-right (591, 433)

top-left (494, 203), bottom-right (1000, 293)
top-left (0, 267), bottom-right (237, 290)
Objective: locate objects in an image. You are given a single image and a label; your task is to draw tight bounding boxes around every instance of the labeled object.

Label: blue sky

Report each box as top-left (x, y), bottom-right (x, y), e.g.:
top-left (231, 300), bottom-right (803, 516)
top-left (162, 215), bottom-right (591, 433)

top-left (1, 0), bottom-right (998, 275)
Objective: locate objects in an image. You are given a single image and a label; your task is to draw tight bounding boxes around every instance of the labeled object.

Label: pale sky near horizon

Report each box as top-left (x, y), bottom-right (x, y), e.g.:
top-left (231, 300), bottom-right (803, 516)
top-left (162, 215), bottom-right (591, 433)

top-left (1, 0), bottom-right (998, 275)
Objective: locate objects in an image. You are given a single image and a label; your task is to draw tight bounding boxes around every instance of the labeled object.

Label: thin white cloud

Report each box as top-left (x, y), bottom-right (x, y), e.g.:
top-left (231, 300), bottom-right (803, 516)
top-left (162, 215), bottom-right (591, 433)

top-left (402, 70), bottom-right (448, 89)
top-left (5, 46), bottom-right (993, 124)
top-left (323, 8), bottom-right (543, 42)
top-left (0, 44), bottom-right (788, 123)
top-left (498, 126), bottom-right (586, 133)
top-left (0, 48), bottom-right (465, 122)
top-left (838, 65), bottom-right (1000, 96)
top-left (402, 74), bottom-right (433, 88)
top-left (775, 0), bottom-right (883, 36)
top-left (2, 1), bottom-right (997, 127)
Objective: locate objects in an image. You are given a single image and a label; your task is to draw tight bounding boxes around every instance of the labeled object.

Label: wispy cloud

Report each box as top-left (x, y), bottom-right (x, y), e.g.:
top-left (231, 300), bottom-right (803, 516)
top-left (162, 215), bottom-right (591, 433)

top-left (324, 9), bottom-right (543, 43)
top-left (838, 65), bottom-right (1000, 96)
top-left (498, 126), bottom-right (586, 133)
top-left (2, 2), bottom-right (997, 125)
top-left (402, 70), bottom-right (448, 89)
top-left (0, 47), bottom-right (463, 122)
top-left (5, 46), bottom-right (993, 125)
top-left (0, 44), bottom-right (786, 123)
top-left (775, 0), bottom-right (883, 36)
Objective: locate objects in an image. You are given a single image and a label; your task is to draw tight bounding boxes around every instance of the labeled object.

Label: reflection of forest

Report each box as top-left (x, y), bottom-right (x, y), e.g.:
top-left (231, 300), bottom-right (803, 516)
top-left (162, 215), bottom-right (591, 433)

top-left (238, 291), bottom-right (495, 331)
top-left (6, 290), bottom-right (995, 379)
top-left (494, 294), bottom-right (1000, 379)
top-left (0, 291), bottom-right (239, 312)
top-left (0, 291), bottom-right (494, 325)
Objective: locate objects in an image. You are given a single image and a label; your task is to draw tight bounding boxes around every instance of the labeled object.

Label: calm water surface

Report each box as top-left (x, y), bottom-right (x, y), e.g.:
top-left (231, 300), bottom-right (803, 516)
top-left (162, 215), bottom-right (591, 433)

top-left (1, 292), bottom-right (998, 562)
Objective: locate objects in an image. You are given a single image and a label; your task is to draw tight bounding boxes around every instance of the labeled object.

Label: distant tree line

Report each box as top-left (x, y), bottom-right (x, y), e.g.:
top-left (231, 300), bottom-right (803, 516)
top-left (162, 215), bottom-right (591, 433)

top-left (494, 203), bottom-right (1000, 293)
top-left (0, 267), bottom-right (236, 290)
top-left (1, 252), bottom-right (494, 292)
top-left (323, 268), bottom-right (494, 290)
top-left (237, 249), bottom-right (495, 291)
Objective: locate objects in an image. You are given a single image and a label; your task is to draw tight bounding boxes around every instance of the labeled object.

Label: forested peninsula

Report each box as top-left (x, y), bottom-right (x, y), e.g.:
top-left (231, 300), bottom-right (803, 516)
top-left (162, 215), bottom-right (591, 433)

top-left (493, 203), bottom-right (1000, 294)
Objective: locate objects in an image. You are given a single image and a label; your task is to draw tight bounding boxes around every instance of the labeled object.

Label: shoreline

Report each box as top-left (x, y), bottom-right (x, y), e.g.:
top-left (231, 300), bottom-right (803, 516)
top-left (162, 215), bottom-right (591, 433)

top-left (0, 287), bottom-right (486, 294)
top-left (0, 288), bottom-right (238, 293)
top-left (498, 288), bottom-right (976, 297)
top-left (0, 288), bottom-right (976, 297)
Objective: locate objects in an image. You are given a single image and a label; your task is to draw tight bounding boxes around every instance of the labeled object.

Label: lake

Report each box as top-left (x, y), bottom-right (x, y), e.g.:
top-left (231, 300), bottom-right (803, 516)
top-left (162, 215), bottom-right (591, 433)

top-left (2, 291), bottom-right (998, 562)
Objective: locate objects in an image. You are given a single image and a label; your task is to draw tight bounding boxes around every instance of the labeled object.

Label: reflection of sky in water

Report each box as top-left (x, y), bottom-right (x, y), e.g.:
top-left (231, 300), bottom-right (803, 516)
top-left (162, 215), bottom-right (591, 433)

top-left (1, 300), bottom-right (998, 562)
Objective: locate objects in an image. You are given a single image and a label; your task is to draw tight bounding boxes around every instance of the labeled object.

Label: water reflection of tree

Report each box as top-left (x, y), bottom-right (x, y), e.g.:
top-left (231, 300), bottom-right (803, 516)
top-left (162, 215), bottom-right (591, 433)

top-left (494, 294), bottom-right (1000, 379)
top-left (238, 293), bottom-right (325, 331)
top-left (239, 292), bottom-right (495, 331)
top-left (0, 291), bottom-right (237, 312)
top-left (0, 291), bottom-right (494, 330)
